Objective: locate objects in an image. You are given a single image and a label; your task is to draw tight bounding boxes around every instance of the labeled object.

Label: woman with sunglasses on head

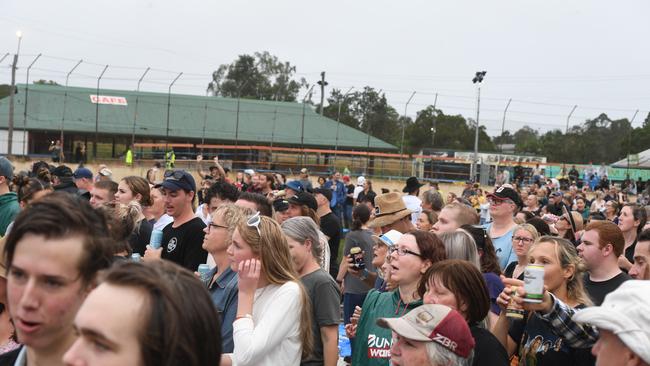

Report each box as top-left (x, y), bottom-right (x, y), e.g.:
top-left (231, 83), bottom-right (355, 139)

top-left (419, 259), bottom-right (509, 366)
top-left (503, 224), bottom-right (539, 280)
top-left (351, 230), bottom-right (446, 366)
top-left (554, 208), bottom-right (583, 244)
top-left (493, 237), bottom-right (595, 366)
top-left (220, 213), bottom-right (313, 366)
top-left (202, 204), bottom-right (250, 353)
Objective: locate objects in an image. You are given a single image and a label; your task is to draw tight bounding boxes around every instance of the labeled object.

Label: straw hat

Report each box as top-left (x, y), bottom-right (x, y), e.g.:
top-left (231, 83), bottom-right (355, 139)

top-left (368, 192), bottom-right (413, 228)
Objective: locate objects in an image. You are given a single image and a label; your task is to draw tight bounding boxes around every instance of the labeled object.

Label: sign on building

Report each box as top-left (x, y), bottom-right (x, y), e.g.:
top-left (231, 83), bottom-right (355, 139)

top-left (90, 95), bottom-right (128, 106)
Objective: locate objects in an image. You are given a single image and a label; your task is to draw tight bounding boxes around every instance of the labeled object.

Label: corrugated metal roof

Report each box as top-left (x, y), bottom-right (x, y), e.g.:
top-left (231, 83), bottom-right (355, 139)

top-left (0, 84), bottom-right (396, 150)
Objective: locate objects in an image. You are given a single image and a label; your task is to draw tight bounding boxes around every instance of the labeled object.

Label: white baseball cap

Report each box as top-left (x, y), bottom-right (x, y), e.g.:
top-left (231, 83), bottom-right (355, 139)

top-left (573, 280), bottom-right (650, 364)
top-left (357, 176), bottom-right (366, 186)
top-left (377, 230), bottom-right (403, 247)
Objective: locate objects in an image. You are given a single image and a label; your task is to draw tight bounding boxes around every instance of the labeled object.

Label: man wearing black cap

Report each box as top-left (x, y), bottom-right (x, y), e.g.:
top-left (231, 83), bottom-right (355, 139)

top-left (144, 170), bottom-right (208, 271)
top-left (0, 157), bottom-right (19, 236)
top-left (314, 188), bottom-right (341, 278)
top-left (52, 165), bottom-right (79, 195)
top-left (485, 186), bottom-right (523, 269)
top-left (402, 177), bottom-right (423, 225)
top-left (273, 198), bottom-right (291, 224)
top-left (547, 191), bottom-right (564, 216)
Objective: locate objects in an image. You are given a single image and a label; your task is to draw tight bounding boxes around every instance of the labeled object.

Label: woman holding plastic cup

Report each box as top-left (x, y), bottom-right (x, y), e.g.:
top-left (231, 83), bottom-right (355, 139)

top-left (493, 236), bottom-right (596, 365)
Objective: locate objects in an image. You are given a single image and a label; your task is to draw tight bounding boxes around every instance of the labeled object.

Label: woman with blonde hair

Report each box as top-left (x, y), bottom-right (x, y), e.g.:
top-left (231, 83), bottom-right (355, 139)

top-left (494, 237), bottom-right (595, 365)
top-left (503, 224), bottom-right (539, 280)
top-left (221, 213), bottom-right (313, 366)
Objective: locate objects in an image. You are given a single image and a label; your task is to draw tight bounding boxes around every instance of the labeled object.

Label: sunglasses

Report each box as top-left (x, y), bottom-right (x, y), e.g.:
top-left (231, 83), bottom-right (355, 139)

top-left (164, 170), bottom-right (186, 180)
top-left (247, 211), bottom-right (262, 236)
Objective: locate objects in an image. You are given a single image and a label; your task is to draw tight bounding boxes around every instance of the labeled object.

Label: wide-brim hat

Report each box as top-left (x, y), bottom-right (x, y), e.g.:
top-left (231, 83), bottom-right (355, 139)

top-left (368, 192), bottom-right (412, 228)
top-left (403, 176), bottom-right (424, 193)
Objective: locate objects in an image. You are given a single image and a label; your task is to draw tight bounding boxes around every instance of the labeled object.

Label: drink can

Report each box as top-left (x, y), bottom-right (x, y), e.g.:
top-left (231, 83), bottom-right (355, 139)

top-left (523, 264), bottom-right (545, 303)
top-left (198, 264), bottom-right (212, 283)
top-left (150, 229), bottom-right (163, 249)
top-left (350, 247), bottom-right (365, 270)
top-left (130, 253), bottom-right (142, 262)
top-left (505, 286), bottom-right (525, 319)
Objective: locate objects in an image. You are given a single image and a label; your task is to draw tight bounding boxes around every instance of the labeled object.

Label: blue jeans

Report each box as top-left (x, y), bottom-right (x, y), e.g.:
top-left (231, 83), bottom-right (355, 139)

top-left (343, 292), bottom-right (368, 357)
top-left (343, 292), bottom-right (368, 324)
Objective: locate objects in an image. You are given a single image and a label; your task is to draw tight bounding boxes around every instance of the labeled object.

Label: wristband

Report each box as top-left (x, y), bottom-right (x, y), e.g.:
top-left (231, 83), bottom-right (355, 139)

top-left (235, 314), bottom-right (253, 321)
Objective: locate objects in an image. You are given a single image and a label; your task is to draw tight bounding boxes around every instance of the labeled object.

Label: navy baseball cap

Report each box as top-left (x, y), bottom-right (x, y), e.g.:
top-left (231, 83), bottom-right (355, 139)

top-left (155, 170), bottom-right (196, 192)
top-left (73, 167), bottom-right (93, 179)
top-left (286, 180), bottom-right (303, 192)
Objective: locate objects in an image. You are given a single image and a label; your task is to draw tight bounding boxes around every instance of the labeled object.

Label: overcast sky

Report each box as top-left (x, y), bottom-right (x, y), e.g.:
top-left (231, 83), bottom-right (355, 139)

top-left (2, 0), bottom-right (650, 137)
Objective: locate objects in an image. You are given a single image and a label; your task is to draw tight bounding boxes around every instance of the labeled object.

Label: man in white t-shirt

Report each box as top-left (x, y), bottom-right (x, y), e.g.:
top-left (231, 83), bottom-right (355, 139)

top-left (402, 177), bottom-right (423, 225)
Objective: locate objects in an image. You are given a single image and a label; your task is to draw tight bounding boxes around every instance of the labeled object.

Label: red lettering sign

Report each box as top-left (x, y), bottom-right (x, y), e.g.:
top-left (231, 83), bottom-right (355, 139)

top-left (90, 95), bottom-right (128, 106)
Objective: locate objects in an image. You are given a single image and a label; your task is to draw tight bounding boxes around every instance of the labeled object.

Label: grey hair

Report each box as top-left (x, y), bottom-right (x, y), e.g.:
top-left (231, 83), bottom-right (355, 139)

top-left (281, 216), bottom-right (323, 261)
top-left (425, 341), bottom-right (473, 366)
top-left (438, 230), bottom-right (480, 270)
top-left (422, 190), bottom-right (445, 212)
top-left (212, 204), bottom-right (251, 246)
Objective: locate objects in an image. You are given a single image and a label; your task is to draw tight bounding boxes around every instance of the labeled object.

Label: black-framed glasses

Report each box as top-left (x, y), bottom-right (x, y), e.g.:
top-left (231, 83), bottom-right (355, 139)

top-left (390, 246), bottom-right (423, 258)
top-left (247, 211), bottom-right (262, 236)
top-left (164, 170), bottom-right (186, 180)
top-left (208, 222), bottom-right (228, 233)
top-left (512, 236), bottom-right (534, 244)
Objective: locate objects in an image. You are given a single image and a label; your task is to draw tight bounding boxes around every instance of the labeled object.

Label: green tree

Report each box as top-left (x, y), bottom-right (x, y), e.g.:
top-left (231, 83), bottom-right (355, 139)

top-left (404, 106), bottom-right (496, 153)
top-left (33, 79), bottom-right (60, 86)
top-left (207, 51), bottom-right (307, 101)
top-left (322, 87), bottom-right (401, 147)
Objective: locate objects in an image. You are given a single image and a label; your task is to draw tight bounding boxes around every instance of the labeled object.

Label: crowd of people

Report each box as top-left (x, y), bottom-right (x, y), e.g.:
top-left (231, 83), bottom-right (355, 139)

top-left (0, 154), bottom-right (647, 366)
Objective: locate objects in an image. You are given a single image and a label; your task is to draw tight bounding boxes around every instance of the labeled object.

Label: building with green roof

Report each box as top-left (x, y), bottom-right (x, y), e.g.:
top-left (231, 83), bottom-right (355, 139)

top-left (0, 84), bottom-right (395, 159)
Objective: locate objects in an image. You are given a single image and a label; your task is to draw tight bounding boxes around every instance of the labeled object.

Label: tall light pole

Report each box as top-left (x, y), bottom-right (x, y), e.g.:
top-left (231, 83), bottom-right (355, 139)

top-left (61, 59), bottom-right (83, 151)
top-left (471, 71), bottom-right (486, 182)
top-left (22, 53), bottom-right (41, 156)
top-left (8, 31), bottom-right (23, 156)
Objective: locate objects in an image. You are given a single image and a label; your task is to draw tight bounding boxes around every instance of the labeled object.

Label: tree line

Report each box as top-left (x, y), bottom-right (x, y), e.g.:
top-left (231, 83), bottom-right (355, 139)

top-left (203, 52), bottom-right (650, 164)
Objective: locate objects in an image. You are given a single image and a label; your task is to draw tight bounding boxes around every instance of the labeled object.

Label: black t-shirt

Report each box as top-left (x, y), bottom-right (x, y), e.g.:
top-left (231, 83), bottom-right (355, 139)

top-left (161, 217), bottom-right (208, 272)
top-left (345, 184), bottom-right (355, 205)
top-left (504, 262), bottom-right (525, 280)
top-left (471, 325), bottom-right (509, 366)
top-left (584, 271), bottom-right (630, 306)
top-left (509, 308), bottom-right (594, 366)
top-left (625, 239), bottom-right (636, 264)
top-left (129, 219), bottom-right (153, 256)
top-left (357, 190), bottom-right (377, 206)
top-left (320, 212), bottom-right (341, 277)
